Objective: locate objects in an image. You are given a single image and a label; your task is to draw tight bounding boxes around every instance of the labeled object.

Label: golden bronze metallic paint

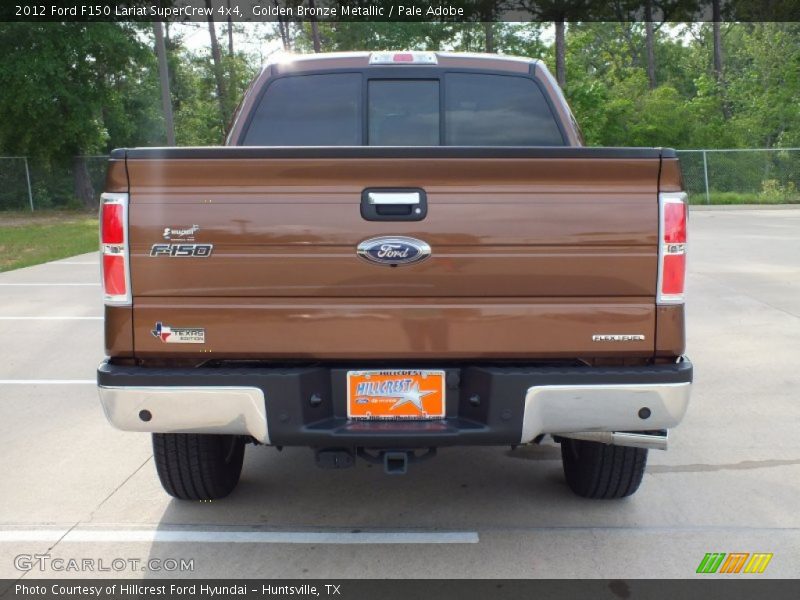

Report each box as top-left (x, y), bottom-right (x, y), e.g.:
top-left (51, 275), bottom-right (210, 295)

top-left (655, 305), bottom-right (686, 357)
top-left (105, 306), bottom-right (133, 357)
top-left (103, 160), bottom-right (127, 193)
top-left (659, 159), bottom-right (685, 192)
top-left (106, 53), bottom-right (686, 362)
top-left (132, 297), bottom-right (656, 360)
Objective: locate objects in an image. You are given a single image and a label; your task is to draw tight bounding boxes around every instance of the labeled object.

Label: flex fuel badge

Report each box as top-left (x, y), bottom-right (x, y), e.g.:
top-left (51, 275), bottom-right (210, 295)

top-left (152, 322), bottom-right (205, 344)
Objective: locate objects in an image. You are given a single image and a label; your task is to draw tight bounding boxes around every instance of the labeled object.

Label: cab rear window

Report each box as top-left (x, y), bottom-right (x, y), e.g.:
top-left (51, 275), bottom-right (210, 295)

top-left (368, 80), bottom-right (439, 146)
top-left (242, 73), bottom-right (361, 146)
top-left (444, 74), bottom-right (564, 146)
top-left (241, 72), bottom-right (565, 146)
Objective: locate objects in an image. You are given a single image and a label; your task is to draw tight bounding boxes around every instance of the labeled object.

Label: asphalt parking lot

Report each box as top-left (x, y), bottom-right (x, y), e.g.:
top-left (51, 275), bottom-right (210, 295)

top-left (0, 207), bottom-right (798, 580)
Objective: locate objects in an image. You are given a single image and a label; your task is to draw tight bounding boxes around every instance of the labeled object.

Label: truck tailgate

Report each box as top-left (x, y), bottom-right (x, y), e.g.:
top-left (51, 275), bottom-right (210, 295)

top-left (124, 149), bottom-right (662, 359)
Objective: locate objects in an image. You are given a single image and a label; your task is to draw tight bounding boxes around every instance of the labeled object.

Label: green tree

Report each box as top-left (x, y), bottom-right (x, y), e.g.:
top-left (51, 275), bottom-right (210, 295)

top-left (0, 23), bottom-right (159, 208)
top-left (165, 26), bottom-right (258, 145)
top-left (725, 23), bottom-right (800, 148)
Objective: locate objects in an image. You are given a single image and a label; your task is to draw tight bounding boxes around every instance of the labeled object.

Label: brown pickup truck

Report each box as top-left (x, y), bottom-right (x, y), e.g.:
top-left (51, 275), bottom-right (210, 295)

top-left (97, 51), bottom-right (691, 501)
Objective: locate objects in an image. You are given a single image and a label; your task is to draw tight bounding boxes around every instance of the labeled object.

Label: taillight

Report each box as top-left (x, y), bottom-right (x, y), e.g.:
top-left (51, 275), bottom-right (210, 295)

top-left (100, 192), bottom-right (131, 306)
top-left (102, 254), bottom-right (126, 295)
top-left (658, 192), bottom-right (688, 304)
top-left (101, 202), bottom-right (123, 244)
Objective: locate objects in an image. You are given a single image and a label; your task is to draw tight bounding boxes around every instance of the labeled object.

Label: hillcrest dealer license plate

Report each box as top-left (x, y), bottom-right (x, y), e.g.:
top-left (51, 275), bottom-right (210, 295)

top-left (347, 370), bottom-right (446, 420)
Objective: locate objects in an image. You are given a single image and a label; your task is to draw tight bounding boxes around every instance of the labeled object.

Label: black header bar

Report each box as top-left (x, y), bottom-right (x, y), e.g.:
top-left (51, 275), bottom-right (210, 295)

top-left (3, 579), bottom-right (800, 600)
top-left (3, 0), bottom-right (800, 22)
top-left (113, 146), bottom-right (677, 160)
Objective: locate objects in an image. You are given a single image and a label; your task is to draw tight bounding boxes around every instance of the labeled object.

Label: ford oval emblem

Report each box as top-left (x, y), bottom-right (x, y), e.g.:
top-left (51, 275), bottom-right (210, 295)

top-left (356, 236), bottom-right (431, 266)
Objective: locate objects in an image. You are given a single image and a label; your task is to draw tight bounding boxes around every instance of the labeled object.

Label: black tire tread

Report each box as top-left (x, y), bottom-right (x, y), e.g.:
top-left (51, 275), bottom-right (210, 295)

top-left (560, 438), bottom-right (647, 499)
top-left (152, 433), bottom-right (244, 500)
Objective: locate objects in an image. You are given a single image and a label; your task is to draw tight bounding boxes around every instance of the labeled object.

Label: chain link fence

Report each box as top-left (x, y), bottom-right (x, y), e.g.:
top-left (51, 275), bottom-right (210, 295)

top-left (676, 148), bottom-right (800, 204)
top-left (0, 157), bottom-right (34, 211)
top-left (1, 150), bottom-right (798, 210)
top-left (0, 156), bottom-right (109, 211)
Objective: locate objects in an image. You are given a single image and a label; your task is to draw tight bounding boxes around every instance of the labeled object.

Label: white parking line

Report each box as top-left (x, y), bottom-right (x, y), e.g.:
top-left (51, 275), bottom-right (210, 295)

top-left (0, 283), bottom-right (99, 286)
top-left (0, 529), bottom-right (479, 544)
top-left (0, 317), bottom-right (103, 320)
top-left (0, 530), bottom-right (69, 542)
top-left (0, 380), bottom-right (95, 385)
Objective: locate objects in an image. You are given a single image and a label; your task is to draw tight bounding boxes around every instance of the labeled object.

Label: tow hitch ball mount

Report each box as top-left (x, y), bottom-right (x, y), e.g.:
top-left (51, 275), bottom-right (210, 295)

top-left (314, 448), bottom-right (437, 474)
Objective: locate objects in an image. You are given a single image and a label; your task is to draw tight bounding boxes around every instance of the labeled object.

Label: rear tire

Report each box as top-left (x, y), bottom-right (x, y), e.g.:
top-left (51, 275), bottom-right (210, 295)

top-left (153, 433), bottom-right (245, 500)
top-left (560, 438), bottom-right (647, 499)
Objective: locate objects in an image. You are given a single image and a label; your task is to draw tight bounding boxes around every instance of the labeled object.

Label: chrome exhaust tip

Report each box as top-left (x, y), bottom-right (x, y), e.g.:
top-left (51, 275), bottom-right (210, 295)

top-left (558, 430), bottom-right (668, 451)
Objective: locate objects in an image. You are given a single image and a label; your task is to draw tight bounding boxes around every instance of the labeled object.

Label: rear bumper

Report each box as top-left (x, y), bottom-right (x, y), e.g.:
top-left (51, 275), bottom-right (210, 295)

top-left (97, 359), bottom-right (692, 448)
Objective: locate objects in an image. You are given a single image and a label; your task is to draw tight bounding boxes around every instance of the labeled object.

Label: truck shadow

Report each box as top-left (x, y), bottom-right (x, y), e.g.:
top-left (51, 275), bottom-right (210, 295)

top-left (141, 442), bottom-right (651, 578)
top-left (148, 441), bottom-right (626, 530)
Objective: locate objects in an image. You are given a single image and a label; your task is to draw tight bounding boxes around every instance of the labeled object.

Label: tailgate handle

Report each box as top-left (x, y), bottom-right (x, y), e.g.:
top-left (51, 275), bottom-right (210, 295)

top-left (361, 188), bottom-right (427, 221)
top-left (367, 192), bottom-right (420, 205)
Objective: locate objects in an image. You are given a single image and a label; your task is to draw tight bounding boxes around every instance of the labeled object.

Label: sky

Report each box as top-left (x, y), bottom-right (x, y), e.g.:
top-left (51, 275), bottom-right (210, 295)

top-left (173, 21), bottom-right (284, 64)
top-left (173, 21), bottom-right (691, 65)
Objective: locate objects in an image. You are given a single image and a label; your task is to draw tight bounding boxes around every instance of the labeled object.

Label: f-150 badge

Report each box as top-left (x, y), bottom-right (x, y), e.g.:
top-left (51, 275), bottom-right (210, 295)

top-left (356, 236), bottom-right (431, 266)
top-left (151, 322), bottom-right (205, 344)
top-left (150, 244), bottom-right (213, 257)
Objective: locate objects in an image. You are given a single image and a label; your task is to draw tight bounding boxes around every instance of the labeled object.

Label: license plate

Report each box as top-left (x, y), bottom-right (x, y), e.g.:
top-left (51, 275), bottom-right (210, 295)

top-left (347, 370), bottom-right (445, 420)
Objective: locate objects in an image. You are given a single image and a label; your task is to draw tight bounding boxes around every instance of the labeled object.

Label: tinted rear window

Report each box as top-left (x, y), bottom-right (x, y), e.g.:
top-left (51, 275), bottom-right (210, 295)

top-left (242, 73), bottom-right (361, 145)
top-left (368, 80), bottom-right (439, 146)
top-left (241, 72), bottom-right (564, 146)
top-left (444, 74), bottom-right (564, 146)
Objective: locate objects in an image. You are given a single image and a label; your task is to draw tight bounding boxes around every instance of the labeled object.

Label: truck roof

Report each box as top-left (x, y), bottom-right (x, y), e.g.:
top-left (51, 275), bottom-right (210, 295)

top-left (266, 51), bottom-right (540, 75)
